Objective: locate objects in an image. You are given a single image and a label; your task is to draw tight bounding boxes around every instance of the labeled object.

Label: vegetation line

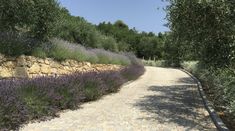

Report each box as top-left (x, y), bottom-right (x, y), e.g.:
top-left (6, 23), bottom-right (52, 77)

top-left (181, 69), bottom-right (229, 131)
top-left (0, 64), bottom-right (145, 130)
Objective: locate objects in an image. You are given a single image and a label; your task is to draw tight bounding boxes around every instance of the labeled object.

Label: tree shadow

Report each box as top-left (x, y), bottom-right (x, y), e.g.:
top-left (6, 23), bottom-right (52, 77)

top-left (177, 77), bottom-right (196, 85)
top-left (134, 85), bottom-right (216, 130)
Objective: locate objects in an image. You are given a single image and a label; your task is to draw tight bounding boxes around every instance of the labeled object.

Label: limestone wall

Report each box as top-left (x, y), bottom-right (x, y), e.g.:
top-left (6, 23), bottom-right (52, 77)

top-left (0, 54), bottom-right (123, 78)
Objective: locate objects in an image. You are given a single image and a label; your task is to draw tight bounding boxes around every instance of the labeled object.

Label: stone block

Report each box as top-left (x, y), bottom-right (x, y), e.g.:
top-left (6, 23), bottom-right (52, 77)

top-left (37, 59), bottom-right (44, 63)
top-left (3, 61), bottom-right (15, 68)
top-left (28, 63), bottom-right (41, 74)
top-left (0, 67), bottom-right (13, 78)
top-left (40, 64), bottom-right (51, 74)
top-left (14, 67), bottom-right (29, 78)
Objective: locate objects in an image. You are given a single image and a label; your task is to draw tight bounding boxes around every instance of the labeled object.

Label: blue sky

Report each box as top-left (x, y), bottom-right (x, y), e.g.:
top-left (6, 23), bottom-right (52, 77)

top-left (58, 0), bottom-right (170, 33)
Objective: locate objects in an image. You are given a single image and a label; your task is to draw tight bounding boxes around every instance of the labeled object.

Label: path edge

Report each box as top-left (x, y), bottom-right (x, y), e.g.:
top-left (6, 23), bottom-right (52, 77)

top-left (180, 69), bottom-right (230, 131)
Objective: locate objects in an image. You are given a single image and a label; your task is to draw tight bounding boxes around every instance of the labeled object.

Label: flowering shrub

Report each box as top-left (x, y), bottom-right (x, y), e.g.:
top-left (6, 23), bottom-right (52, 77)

top-left (33, 39), bottom-right (131, 65)
top-left (0, 64), bottom-right (145, 130)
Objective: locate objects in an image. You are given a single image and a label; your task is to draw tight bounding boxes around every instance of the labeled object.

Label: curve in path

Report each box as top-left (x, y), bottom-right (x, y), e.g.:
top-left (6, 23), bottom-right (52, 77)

top-left (21, 67), bottom-right (216, 131)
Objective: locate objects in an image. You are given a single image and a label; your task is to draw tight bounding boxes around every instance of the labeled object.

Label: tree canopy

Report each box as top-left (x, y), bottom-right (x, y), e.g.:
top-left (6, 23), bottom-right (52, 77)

top-left (166, 0), bottom-right (235, 68)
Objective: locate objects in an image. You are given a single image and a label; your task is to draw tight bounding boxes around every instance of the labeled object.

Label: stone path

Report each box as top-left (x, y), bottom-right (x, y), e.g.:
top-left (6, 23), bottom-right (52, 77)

top-left (21, 67), bottom-right (216, 131)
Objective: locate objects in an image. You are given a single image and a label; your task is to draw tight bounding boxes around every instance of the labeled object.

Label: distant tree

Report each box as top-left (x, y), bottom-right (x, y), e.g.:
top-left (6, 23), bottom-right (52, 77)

top-left (97, 21), bottom-right (167, 59)
top-left (114, 20), bottom-right (129, 29)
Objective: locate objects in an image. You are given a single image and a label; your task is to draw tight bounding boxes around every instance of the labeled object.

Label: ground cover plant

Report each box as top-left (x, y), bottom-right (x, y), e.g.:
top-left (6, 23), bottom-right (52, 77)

top-left (181, 62), bottom-right (235, 130)
top-left (0, 62), bottom-right (145, 130)
top-left (32, 38), bottom-right (131, 65)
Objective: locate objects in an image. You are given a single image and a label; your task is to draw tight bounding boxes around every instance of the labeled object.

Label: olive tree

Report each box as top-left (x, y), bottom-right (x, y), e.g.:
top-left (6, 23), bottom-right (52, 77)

top-left (166, 0), bottom-right (235, 68)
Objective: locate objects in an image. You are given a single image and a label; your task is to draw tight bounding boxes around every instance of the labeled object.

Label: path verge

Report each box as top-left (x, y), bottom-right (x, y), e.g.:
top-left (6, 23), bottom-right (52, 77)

top-left (181, 69), bottom-right (229, 131)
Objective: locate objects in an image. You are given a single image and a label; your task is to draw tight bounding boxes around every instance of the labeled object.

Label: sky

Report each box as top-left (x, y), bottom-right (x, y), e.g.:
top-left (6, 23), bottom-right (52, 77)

top-left (58, 0), bottom-right (170, 34)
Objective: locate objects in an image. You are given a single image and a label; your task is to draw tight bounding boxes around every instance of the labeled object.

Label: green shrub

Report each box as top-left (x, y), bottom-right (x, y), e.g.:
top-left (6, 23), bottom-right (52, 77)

top-left (142, 60), bottom-right (167, 67)
top-left (0, 0), bottom-right (59, 40)
top-left (83, 82), bottom-right (100, 101)
top-left (180, 61), bottom-right (199, 73)
top-left (32, 47), bottom-right (47, 58)
top-left (182, 61), bottom-right (235, 127)
top-left (99, 36), bottom-right (118, 52)
top-left (19, 86), bottom-right (50, 119)
top-left (48, 38), bottom-right (131, 65)
top-left (48, 39), bottom-right (90, 62)
top-left (0, 32), bottom-right (38, 56)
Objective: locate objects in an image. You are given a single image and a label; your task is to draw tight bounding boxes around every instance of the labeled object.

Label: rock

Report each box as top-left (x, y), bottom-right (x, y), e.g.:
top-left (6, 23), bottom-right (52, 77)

top-left (50, 61), bottom-right (60, 68)
top-left (58, 69), bottom-right (69, 74)
top-left (86, 62), bottom-right (91, 67)
top-left (26, 56), bottom-right (37, 62)
top-left (45, 59), bottom-right (50, 65)
top-left (0, 55), bottom-right (123, 78)
top-left (0, 54), bottom-right (6, 63)
top-left (37, 59), bottom-right (44, 63)
top-left (40, 64), bottom-right (51, 74)
top-left (0, 54), bottom-right (4, 59)
top-left (28, 63), bottom-right (41, 74)
top-left (61, 60), bottom-right (70, 66)
top-left (14, 67), bottom-right (29, 78)
top-left (3, 61), bottom-right (15, 68)
top-left (68, 60), bottom-right (76, 66)
top-left (0, 67), bottom-right (13, 78)
top-left (51, 68), bottom-right (58, 74)
top-left (16, 55), bottom-right (26, 66)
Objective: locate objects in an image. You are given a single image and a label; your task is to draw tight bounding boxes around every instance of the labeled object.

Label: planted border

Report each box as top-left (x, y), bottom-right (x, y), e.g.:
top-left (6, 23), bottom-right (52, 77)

top-left (0, 64), bottom-right (145, 130)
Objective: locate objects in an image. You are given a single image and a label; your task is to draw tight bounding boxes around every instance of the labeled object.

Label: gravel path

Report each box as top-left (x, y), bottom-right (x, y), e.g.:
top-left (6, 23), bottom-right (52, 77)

top-left (21, 67), bottom-right (216, 131)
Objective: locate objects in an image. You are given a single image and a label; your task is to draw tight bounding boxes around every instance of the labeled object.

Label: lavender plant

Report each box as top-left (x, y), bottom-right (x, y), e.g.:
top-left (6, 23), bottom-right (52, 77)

top-left (0, 64), bottom-right (145, 130)
top-left (33, 38), bottom-right (131, 65)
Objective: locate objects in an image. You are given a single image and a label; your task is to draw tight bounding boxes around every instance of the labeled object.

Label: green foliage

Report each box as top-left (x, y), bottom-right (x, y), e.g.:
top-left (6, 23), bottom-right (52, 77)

top-left (0, 0), bottom-right (59, 40)
top-left (142, 60), bottom-right (167, 67)
top-left (0, 0), bottom-right (59, 57)
top-left (0, 32), bottom-right (39, 56)
top-left (19, 86), bottom-right (50, 119)
top-left (32, 48), bottom-right (47, 59)
top-left (83, 82), bottom-right (100, 101)
top-left (32, 38), bottom-right (131, 65)
top-left (54, 8), bottom-right (121, 52)
top-left (48, 39), bottom-right (95, 62)
top-left (181, 61), bottom-right (235, 128)
top-left (180, 61), bottom-right (199, 73)
top-left (114, 20), bottom-right (129, 29)
top-left (166, 1), bottom-right (235, 127)
top-left (0, 64), bottom-right (144, 130)
top-left (166, 0), bottom-right (235, 68)
top-left (97, 21), bottom-right (167, 59)
top-left (137, 36), bottom-right (164, 59)
top-left (0, 0), bottom-right (168, 61)
top-left (98, 36), bottom-right (119, 52)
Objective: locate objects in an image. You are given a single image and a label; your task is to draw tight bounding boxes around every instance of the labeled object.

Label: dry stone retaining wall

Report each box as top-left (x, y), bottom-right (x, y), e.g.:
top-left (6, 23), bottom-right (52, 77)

top-left (0, 54), bottom-right (123, 78)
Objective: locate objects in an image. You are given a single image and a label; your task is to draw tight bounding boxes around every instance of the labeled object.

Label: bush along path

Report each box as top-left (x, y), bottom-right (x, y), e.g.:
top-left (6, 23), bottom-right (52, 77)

top-left (20, 67), bottom-right (216, 131)
top-left (0, 64), bottom-right (145, 130)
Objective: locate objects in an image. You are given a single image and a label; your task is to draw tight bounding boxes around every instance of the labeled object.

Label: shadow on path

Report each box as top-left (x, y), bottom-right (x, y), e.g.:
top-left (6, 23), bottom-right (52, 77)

top-left (134, 84), bottom-right (215, 130)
